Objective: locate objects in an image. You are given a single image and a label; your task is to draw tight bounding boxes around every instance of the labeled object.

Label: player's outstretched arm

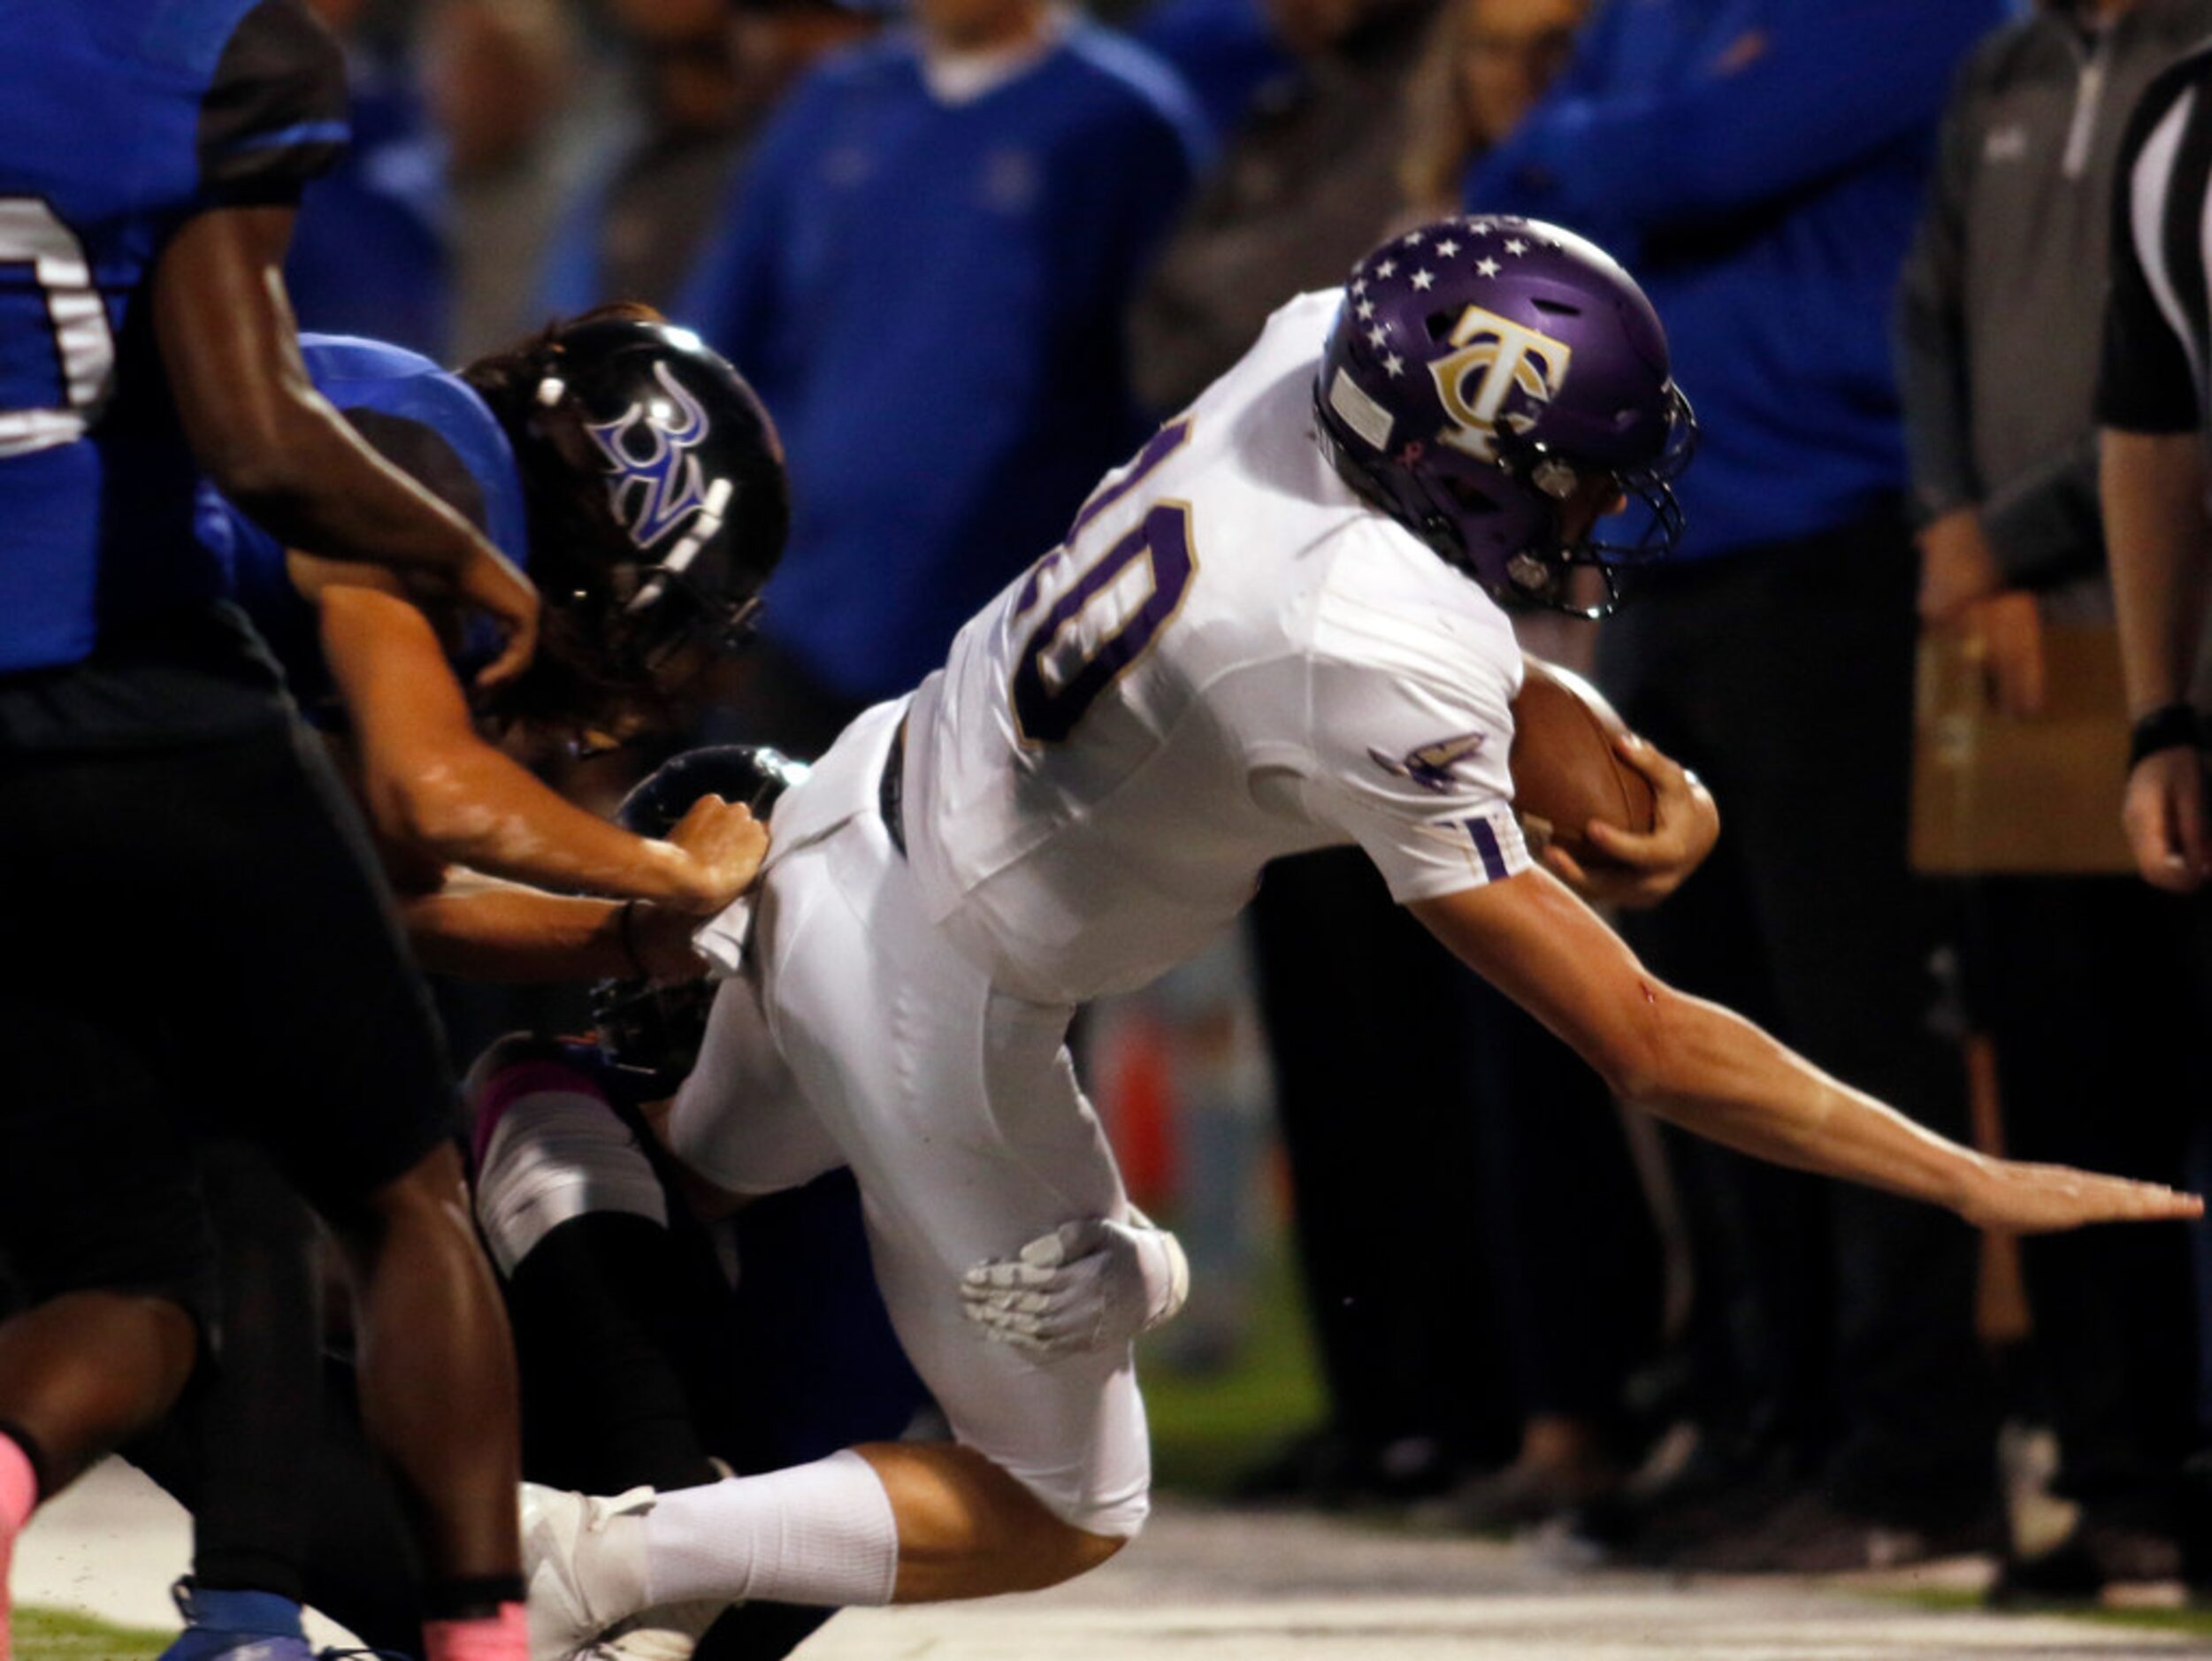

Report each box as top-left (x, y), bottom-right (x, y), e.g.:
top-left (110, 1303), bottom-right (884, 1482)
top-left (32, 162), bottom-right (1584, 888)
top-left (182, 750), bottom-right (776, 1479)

top-left (321, 582), bottom-right (765, 911)
top-left (1411, 869), bottom-right (2203, 1235)
top-left (150, 203), bottom-right (539, 687)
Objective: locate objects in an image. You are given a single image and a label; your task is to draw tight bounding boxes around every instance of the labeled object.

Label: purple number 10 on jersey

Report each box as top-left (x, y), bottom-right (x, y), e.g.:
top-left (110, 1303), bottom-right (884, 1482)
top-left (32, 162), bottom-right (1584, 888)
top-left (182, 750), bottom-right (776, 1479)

top-left (1009, 420), bottom-right (1198, 746)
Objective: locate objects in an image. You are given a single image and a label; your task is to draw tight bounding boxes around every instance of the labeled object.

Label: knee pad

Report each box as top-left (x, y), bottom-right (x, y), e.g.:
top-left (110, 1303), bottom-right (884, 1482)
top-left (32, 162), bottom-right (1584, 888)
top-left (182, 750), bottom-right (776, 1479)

top-left (461, 1031), bottom-right (574, 1112)
top-left (471, 1053), bottom-right (668, 1278)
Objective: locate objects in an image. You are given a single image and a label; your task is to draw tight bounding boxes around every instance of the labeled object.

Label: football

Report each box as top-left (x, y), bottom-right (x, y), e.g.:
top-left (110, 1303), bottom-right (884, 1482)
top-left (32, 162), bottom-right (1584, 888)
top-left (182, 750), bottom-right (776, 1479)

top-left (1509, 658), bottom-right (1657, 862)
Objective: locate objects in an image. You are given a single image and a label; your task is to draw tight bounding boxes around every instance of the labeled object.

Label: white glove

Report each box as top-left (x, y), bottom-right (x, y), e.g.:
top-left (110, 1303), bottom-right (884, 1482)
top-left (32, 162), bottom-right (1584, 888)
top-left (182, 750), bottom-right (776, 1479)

top-left (960, 1213), bottom-right (1190, 1361)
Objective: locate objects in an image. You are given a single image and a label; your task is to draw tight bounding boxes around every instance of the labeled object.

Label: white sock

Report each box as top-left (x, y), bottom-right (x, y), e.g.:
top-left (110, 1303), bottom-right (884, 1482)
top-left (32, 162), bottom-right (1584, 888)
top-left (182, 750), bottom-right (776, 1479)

top-left (640, 1450), bottom-right (899, 1609)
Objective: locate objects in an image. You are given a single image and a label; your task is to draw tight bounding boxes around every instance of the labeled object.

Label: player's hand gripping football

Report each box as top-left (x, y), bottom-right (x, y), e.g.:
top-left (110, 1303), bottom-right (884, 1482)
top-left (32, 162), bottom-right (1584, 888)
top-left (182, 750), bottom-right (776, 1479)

top-left (961, 1215), bottom-right (1191, 1361)
top-left (2123, 746), bottom-right (2211, 893)
top-left (661, 795), bottom-right (769, 915)
top-left (1540, 732), bottom-right (1719, 911)
top-left (1956, 1157), bottom-right (2202, 1236)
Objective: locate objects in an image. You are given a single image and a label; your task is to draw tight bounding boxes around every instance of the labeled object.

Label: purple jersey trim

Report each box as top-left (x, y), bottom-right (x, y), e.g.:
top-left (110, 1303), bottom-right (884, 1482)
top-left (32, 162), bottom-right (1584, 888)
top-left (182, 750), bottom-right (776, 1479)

top-left (1467, 815), bottom-right (1509, 882)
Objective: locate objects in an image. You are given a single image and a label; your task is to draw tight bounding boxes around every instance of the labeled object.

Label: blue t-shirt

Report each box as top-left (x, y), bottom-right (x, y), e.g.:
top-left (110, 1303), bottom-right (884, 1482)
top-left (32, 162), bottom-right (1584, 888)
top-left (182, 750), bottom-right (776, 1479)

top-left (1465, 0), bottom-right (2005, 558)
top-left (678, 25), bottom-right (1208, 702)
top-left (286, 53), bottom-right (450, 361)
top-left (1128, 0), bottom-right (1292, 143)
top-left (0, 0), bottom-right (349, 677)
top-left (198, 334), bottom-right (529, 717)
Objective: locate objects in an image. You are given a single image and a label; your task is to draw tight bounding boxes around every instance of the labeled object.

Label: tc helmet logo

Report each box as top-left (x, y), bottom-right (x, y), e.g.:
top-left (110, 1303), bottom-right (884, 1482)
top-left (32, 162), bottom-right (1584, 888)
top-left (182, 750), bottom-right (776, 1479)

top-left (1429, 305), bottom-right (1573, 461)
top-left (584, 362), bottom-right (712, 550)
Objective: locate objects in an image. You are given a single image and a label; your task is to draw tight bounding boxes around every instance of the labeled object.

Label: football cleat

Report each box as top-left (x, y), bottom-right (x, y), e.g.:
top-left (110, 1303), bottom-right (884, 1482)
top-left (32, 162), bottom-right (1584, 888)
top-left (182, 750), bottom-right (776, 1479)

top-left (158, 1581), bottom-right (311, 1661)
top-left (157, 1581), bottom-right (405, 1661)
top-left (574, 1602), bottom-right (727, 1661)
top-left (522, 1483), bottom-right (657, 1661)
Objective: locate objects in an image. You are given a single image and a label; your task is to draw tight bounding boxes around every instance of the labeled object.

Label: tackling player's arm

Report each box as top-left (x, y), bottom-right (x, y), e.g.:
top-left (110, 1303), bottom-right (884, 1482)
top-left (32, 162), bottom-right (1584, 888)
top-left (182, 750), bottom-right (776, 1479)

top-left (150, 204), bottom-right (539, 687)
top-left (1411, 869), bottom-right (2202, 1233)
top-left (399, 874), bottom-right (708, 984)
top-left (318, 579), bottom-right (765, 911)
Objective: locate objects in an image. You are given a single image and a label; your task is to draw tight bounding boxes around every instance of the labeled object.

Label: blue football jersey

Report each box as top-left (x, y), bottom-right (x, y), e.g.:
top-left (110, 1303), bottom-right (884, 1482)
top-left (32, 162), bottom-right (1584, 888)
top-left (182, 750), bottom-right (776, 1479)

top-left (199, 334), bottom-right (530, 716)
top-left (0, 1), bottom-right (348, 675)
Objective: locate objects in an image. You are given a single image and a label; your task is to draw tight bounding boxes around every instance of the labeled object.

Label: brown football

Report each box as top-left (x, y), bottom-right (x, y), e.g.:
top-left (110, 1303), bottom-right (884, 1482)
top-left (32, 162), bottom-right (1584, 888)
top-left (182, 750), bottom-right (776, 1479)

top-left (1509, 658), bottom-right (1656, 862)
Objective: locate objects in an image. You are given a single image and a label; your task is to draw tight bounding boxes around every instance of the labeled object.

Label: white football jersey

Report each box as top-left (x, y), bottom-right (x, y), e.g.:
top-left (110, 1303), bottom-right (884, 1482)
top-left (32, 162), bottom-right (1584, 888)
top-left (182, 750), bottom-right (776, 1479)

top-left (902, 290), bottom-right (1530, 1006)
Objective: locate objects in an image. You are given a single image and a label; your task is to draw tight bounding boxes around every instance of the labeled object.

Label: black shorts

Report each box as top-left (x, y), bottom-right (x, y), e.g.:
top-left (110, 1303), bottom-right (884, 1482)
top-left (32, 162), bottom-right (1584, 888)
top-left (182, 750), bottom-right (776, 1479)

top-left (0, 718), bottom-right (456, 1314)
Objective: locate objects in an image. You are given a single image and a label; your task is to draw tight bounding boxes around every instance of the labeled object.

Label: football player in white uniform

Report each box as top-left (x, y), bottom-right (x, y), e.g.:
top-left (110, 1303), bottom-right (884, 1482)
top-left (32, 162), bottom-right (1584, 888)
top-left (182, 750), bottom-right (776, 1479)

top-left (522, 218), bottom-right (2201, 1654)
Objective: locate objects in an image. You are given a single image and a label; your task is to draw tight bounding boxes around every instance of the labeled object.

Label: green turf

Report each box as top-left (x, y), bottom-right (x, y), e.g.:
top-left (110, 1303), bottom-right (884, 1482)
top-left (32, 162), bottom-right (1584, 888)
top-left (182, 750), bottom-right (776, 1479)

top-left (13, 1607), bottom-right (168, 1661)
top-left (1137, 1243), bottom-right (1327, 1496)
top-left (1886, 1584), bottom-right (2212, 1637)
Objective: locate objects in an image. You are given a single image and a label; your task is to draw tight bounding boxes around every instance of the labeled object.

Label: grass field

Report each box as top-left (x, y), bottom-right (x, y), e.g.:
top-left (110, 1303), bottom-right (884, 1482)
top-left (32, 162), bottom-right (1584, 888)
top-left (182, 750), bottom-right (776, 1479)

top-left (1139, 1244), bottom-right (1326, 1495)
top-left (14, 1608), bottom-right (167, 1661)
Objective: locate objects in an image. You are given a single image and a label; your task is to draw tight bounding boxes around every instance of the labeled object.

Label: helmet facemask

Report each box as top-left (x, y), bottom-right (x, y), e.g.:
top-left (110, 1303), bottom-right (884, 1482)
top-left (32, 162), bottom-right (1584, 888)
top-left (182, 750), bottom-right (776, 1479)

top-left (1477, 382), bottom-right (1696, 617)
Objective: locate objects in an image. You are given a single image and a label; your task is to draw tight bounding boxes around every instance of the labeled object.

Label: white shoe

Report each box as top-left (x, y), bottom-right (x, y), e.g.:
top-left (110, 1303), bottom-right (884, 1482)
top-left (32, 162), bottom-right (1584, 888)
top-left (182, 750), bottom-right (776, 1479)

top-left (521, 1482), bottom-right (657, 1661)
top-left (577, 1601), bottom-right (729, 1661)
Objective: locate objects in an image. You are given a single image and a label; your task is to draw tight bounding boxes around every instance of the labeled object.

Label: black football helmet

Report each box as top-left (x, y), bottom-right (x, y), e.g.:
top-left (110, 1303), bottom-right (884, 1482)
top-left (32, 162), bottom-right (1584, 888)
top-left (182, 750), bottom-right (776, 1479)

top-left (590, 744), bottom-right (807, 1091)
top-left (465, 311), bottom-right (791, 683)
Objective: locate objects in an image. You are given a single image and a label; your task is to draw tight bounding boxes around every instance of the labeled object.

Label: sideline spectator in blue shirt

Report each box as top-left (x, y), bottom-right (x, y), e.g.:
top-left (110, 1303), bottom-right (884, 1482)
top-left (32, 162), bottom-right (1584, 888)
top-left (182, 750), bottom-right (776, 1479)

top-left (539, 0), bottom-right (880, 321)
top-left (678, 0), bottom-right (1206, 745)
top-left (1467, 0), bottom-right (2000, 558)
top-left (1127, 0), bottom-right (1291, 141)
top-left (287, 0), bottom-right (451, 358)
top-left (1464, 0), bottom-right (2012, 1575)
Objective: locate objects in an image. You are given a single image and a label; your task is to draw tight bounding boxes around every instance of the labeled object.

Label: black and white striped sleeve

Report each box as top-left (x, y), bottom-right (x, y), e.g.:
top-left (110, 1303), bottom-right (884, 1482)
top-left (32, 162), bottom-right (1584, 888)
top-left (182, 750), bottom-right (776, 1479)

top-left (2098, 50), bottom-right (2212, 435)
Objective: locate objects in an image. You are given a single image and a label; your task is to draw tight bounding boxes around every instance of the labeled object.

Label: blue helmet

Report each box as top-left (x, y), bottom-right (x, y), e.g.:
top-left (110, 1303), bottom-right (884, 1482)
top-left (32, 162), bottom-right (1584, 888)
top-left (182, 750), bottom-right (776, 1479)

top-left (1313, 214), bottom-right (1695, 616)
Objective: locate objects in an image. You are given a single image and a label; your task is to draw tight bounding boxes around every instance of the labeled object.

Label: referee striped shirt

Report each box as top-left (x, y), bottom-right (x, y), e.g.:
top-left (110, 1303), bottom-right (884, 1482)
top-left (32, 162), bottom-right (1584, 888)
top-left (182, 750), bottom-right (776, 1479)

top-left (2100, 42), bottom-right (2212, 435)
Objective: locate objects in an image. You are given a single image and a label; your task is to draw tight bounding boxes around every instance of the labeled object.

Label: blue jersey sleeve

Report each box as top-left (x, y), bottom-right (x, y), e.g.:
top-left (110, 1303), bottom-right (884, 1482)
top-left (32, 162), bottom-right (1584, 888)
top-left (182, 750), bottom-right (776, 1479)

top-left (214, 335), bottom-right (528, 711)
top-left (0, 0), bottom-right (351, 675)
top-left (195, 0), bottom-right (352, 208)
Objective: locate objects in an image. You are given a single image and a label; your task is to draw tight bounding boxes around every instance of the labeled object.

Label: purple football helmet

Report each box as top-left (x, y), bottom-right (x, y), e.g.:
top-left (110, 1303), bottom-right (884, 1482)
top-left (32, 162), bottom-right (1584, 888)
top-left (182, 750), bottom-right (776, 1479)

top-left (1313, 214), bottom-right (1695, 616)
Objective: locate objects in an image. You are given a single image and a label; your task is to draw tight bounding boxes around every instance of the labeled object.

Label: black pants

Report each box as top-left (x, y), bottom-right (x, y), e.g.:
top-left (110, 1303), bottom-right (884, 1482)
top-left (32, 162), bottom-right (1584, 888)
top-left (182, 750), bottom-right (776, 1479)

top-left (1594, 511), bottom-right (1995, 1517)
top-left (0, 720), bottom-right (455, 1320)
top-left (1964, 876), bottom-right (2207, 1512)
top-left (1249, 850), bottom-right (1661, 1466)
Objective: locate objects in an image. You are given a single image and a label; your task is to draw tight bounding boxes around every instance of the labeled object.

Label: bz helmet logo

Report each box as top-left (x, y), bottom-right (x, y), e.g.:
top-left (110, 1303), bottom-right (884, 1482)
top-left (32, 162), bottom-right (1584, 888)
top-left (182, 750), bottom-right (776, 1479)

top-left (585, 363), bottom-right (713, 549)
top-left (1429, 305), bottom-right (1573, 462)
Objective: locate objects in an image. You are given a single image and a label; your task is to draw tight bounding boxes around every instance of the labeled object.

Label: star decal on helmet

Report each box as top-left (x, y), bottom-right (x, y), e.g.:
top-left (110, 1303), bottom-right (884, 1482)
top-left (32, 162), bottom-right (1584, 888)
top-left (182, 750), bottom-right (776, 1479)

top-left (1366, 325), bottom-right (1389, 348)
top-left (1504, 238), bottom-right (1528, 256)
top-left (1375, 259), bottom-right (1397, 278)
top-left (1411, 270), bottom-right (1435, 291)
top-left (1476, 257), bottom-right (1501, 278)
top-left (1435, 239), bottom-right (1460, 257)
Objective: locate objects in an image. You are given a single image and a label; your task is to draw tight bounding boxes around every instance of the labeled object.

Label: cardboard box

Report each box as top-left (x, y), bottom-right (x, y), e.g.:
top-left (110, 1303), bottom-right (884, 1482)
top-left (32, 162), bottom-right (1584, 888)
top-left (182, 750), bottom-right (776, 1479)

top-left (1910, 624), bottom-right (2134, 876)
